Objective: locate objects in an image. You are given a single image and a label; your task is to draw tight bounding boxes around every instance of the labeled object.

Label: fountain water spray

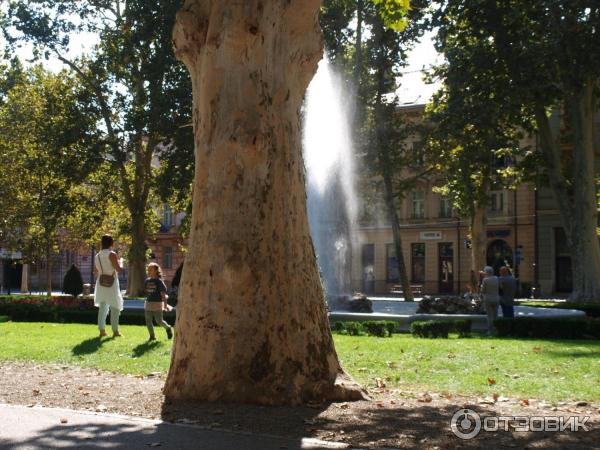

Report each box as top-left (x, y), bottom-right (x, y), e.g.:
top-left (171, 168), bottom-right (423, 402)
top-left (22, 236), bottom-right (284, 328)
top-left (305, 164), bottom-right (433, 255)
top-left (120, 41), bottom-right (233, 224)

top-left (303, 57), bottom-right (358, 299)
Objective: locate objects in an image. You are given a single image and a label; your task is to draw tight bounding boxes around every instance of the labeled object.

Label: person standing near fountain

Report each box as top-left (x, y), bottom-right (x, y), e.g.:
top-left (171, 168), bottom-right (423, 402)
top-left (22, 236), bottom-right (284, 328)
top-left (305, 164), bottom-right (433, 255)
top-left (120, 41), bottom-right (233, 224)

top-left (498, 266), bottom-right (517, 318)
top-left (479, 266), bottom-right (500, 335)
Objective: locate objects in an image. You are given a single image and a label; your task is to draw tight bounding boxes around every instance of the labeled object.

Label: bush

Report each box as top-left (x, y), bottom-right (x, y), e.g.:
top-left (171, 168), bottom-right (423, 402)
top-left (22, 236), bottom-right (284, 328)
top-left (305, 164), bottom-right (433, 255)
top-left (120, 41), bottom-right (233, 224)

top-left (0, 315), bottom-right (10, 323)
top-left (453, 319), bottom-right (472, 338)
top-left (362, 321), bottom-right (387, 337)
top-left (385, 321), bottom-right (397, 336)
top-left (63, 264), bottom-right (84, 298)
top-left (333, 321), bottom-right (346, 333)
top-left (587, 318), bottom-right (600, 338)
top-left (411, 320), bottom-right (452, 338)
top-left (0, 296), bottom-right (175, 326)
top-left (345, 322), bottom-right (363, 336)
top-left (411, 319), bottom-right (472, 338)
top-left (494, 317), bottom-right (597, 339)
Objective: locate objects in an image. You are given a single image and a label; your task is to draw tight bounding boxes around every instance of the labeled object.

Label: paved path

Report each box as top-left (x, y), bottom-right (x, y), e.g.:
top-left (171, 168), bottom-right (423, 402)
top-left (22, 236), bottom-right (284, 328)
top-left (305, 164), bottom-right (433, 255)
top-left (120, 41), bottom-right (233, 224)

top-left (0, 404), bottom-right (349, 450)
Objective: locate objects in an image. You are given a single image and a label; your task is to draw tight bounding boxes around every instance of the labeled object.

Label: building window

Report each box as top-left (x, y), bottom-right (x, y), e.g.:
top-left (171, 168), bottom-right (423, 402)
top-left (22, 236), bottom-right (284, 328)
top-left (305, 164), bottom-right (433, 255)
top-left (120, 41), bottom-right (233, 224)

top-left (163, 247), bottom-right (173, 269)
top-left (489, 191), bottom-right (505, 213)
top-left (163, 204), bottom-right (173, 227)
top-left (411, 243), bottom-right (425, 283)
top-left (412, 140), bottom-right (424, 166)
top-left (386, 244), bottom-right (399, 282)
top-left (439, 196), bottom-right (453, 218)
top-left (411, 191), bottom-right (425, 219)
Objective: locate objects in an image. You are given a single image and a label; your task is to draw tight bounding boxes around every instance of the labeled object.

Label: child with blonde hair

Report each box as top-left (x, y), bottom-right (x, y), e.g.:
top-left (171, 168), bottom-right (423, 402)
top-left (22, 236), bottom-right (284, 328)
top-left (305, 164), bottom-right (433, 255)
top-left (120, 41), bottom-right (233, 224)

top-left (144, 262), bottom-right (173, 341)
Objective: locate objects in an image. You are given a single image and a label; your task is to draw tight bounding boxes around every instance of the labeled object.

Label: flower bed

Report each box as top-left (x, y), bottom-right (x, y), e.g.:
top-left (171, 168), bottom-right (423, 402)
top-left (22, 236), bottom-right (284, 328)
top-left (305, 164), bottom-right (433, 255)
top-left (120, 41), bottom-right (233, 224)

top-left (0, 295), bottom-right (175, 325)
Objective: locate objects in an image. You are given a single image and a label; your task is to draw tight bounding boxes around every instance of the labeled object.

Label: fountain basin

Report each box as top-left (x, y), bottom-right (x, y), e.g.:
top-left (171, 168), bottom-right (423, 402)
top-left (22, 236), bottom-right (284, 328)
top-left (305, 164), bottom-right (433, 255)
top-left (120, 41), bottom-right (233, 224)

top-left (328, 297), bottom-right (587, 332)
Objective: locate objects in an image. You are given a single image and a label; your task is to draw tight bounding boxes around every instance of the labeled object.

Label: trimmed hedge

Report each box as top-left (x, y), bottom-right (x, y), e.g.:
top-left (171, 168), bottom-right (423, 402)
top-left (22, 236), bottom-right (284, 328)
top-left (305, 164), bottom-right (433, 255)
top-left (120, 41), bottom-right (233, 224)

top-left (494, 317), bottom-right (600, 339)
top-left (411, 319), bottom-right (472, 338)
top-left (333, 321), bottom-right (398, 337)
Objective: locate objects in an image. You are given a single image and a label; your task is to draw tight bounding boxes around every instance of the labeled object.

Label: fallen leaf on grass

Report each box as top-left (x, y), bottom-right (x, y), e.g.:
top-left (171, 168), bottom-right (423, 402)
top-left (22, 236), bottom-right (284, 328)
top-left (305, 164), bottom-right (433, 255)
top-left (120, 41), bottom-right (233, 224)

top-left (493, 393), bottom-right (499, 402)
top-left (487, 377), bottom-right (496, 385)
top-left (532, 346), bottom-right (541, 354)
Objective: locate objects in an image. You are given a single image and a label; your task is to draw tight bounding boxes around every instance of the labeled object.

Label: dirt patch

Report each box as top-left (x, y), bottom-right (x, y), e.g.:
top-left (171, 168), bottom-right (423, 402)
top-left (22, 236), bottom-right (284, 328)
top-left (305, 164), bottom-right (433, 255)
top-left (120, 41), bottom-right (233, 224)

top-left (0, 361), bottom-right (597, 449)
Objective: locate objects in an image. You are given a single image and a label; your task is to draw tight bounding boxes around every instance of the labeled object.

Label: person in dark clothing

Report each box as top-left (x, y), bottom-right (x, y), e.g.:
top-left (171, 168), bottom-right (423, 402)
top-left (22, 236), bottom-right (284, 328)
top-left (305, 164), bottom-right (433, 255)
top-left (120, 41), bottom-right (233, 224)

top-left (498, 266), bottom-right (517, 318)
top-left (144, 262), bottom-right (173, 341)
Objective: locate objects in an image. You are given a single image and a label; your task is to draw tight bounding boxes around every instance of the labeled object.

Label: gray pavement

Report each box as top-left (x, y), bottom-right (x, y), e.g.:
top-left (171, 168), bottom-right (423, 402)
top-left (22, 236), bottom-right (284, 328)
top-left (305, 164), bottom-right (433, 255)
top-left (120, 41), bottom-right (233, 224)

top-left (0, 404), bottom-right (350, 450)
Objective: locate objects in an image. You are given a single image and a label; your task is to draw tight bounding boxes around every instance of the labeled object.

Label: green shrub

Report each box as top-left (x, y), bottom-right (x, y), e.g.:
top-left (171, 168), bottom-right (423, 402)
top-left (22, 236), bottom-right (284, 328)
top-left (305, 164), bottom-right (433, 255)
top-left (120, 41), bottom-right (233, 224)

top-left (63, 264), bottom-right (84, 298)
top-left (333, 321), bottom-right (347, 333)
top-left (0, 315), bottom-right (10, 323)
top-left (587, 318), bottom-right (600, 338)
top-left (411, 320), bottom-right (452, 338)
top-left (453, 319), bottom-right (472, 338)
top-left (385, 321), bottom-right (397, 336)
top-left (0, 299), bottom-right (175, 326)
top-left (345, 322), bottom-right (363, 336)
top-left (362, 321), bottom-right (387, 337)
top-left (494, 317), bottom-right (595, 339)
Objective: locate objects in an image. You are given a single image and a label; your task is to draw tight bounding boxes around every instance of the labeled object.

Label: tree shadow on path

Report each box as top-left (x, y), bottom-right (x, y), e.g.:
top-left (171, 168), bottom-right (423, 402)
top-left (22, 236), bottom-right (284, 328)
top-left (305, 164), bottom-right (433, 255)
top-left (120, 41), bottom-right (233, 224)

top-left (160, 398), bottom-right (599, 449)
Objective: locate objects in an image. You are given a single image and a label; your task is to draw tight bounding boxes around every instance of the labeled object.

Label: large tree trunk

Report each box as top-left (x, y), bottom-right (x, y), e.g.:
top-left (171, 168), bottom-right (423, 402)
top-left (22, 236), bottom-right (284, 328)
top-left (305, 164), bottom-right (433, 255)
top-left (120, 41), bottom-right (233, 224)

top-left (534, 83), bottom-right (600, 303)
top-left (127, 212), bottom-right (147, 297)
top-left (20, 263), bottom-right (28, 293)
top-left (469, 203), bottom-right (487, 290)
top-left (568, 81), bottom-right (600, 302)
top-left (164, 0), bottom-right (366, 405)
top-left (46, 243), bottom-right (52, 297)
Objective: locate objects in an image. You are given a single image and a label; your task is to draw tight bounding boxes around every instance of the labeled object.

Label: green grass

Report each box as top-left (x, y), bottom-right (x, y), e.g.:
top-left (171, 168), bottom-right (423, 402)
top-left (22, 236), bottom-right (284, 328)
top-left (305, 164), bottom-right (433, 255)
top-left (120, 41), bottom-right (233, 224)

top-left (0, 322), bottom-right (172, 375)
top-left (0, 322), bottom-right (598, 402)
top-left (335, 334), bottom-right (600, 402)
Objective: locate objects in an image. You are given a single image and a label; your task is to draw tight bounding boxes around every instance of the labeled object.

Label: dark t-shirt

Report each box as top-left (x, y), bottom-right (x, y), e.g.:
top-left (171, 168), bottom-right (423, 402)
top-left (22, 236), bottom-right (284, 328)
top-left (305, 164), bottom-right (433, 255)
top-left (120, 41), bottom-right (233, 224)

top-left (145, 277), bottom-right (167, 302)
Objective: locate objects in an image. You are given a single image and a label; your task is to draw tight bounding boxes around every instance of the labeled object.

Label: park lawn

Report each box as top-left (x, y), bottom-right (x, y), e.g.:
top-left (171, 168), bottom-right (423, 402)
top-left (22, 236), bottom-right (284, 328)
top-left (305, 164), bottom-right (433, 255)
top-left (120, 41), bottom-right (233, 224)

top-left (0, 322), bottom-right (598, 403)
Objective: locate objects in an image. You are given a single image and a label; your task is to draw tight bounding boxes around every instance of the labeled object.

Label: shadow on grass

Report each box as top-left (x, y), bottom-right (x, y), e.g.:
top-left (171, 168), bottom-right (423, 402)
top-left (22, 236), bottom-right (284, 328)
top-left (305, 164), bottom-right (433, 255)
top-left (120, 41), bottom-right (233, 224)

top-left (71, 337), bottom-right (105, 356)
top-left (132, 340), bottom-right (161, 358)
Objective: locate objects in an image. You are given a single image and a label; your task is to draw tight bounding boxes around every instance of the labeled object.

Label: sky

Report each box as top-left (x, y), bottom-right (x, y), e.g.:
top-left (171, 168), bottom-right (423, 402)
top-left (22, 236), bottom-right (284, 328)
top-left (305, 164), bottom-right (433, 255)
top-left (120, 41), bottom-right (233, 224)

top-left (396, 30), bottom-right (443, 105)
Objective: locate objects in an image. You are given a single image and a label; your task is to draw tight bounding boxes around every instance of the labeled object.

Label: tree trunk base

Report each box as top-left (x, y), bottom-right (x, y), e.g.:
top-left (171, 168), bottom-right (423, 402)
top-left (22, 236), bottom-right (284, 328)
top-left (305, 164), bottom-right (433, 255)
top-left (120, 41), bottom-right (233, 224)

top-left (164, 370), bottom-right (369, 406)
top-left (326, 371), bottom-right (371, 402)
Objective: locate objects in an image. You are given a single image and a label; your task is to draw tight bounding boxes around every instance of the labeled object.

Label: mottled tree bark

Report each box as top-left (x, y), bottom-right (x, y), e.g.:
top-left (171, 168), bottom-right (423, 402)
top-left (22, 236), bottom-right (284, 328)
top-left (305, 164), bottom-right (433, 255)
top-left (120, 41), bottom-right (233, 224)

top-left (469, 203), bottom-right (487, 289)
top-left (164, 0), bottom-right (366, 405)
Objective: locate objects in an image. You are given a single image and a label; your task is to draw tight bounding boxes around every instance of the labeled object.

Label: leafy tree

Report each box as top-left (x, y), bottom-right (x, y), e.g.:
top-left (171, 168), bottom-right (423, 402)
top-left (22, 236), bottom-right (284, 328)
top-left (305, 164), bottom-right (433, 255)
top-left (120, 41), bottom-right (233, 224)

top-left (322, 0), bottom-right (426, 299)
top-left (4, 0), bottom-right (194, 295)
top-left (0, 64), bottom-right (101, 295)
top-left (432, 0), bottom-right (600, 302)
